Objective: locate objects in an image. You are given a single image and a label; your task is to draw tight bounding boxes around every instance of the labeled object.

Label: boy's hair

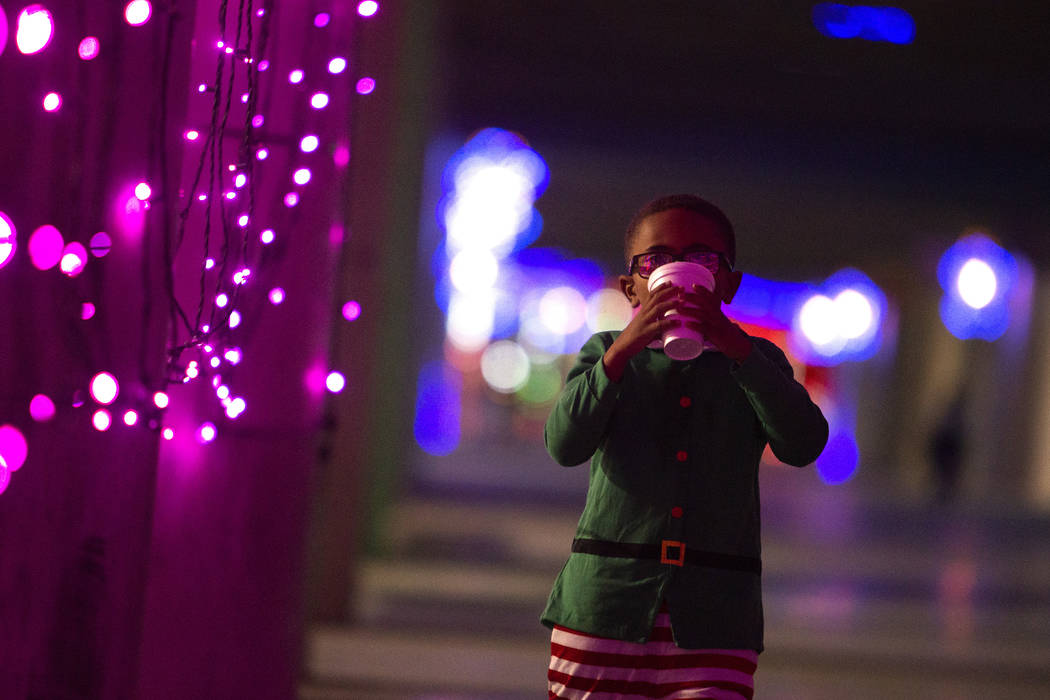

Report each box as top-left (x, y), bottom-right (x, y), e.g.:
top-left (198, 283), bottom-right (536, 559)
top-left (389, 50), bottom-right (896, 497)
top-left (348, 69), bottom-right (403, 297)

top-left (624, 194), bottom-right (736, 268)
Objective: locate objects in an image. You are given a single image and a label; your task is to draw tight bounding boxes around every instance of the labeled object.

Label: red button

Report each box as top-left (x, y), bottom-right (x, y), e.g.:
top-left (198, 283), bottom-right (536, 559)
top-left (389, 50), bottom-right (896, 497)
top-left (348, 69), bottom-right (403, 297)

top-left (679, 396), bottom-right (692, 408)
top-left (676, 450), bottom-right (688, 462)
top-left (671, 506), bottom-right (684, 518)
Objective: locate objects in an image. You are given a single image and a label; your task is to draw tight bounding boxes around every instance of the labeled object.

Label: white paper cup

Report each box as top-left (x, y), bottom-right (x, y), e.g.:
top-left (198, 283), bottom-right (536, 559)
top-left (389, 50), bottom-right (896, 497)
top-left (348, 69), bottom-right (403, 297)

top-left (647, 261), bottom-right (716, 361)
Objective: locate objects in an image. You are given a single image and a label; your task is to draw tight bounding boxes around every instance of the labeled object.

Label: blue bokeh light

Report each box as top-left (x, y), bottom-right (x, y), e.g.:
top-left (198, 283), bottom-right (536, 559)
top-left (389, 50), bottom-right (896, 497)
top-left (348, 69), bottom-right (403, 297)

top-left (816, 430), bottom-right (860, 484)
top-left (813, 3), bottom-right (916, 44)
top-left (937, 233), bottom-right (1018, 341)
top-left (414, 361), bottom-right (462, 456)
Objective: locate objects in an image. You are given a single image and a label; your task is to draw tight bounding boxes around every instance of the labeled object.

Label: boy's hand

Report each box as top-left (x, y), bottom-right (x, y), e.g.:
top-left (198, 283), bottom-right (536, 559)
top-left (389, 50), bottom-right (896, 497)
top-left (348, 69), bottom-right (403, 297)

top-left (602, 283), bottom-right (683, 381)
top-left (677, 285), bottom-right (752, 363)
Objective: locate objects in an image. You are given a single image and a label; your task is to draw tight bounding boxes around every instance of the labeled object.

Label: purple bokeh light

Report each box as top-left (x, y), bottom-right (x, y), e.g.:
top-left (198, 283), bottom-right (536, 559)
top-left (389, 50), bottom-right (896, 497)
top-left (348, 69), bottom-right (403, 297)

top-left (355, 77), bottom-right (376, 95)
top-left (0, 424), bottom-right (29, 471)
top-left (16, 5), bottom-right (53, 55)
top-left (81, 302), bottom-right (96, 320)
top-left (0, 8), bottom-right (8, 60)
top-left (313, 12), bottom-right (330, 28)
top-left (268, 287), bottom-right (285, 304)
top-left (30, 394), bottom-right (56, 422)
top-left (342, 300), bottom-right (361, 321)
top-left (28, 224), bottom-right (64, 270)
top-left (89, 232), bottom-right (112, 257)
top-left (78, 36), bottom-right (100, 60)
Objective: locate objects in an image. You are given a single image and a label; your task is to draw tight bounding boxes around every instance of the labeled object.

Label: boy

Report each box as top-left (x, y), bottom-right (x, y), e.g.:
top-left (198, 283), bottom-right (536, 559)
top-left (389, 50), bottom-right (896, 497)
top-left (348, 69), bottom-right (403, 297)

top-left (542, 194), bottom-right (829, 699)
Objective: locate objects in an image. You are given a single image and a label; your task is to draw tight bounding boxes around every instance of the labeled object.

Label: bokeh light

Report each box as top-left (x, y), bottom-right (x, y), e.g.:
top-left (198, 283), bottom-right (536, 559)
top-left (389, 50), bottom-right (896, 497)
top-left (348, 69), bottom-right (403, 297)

top-left (260, 229), bottom-right (275, 244)
top-left (358, 1), bottom-right (379, 17)
top-left (586, 288), bottom-right (632, 332)
top-left (449, 249), bottom-right (499, 293)
top-left (81, 302), bottom-right (96, 320)
top-left (313, 12), bottom-right (330, 28)
top-left (325, 371), bottom-right (346, 393)
top-left (0, 7), bottom-right (7, 59)
top-left (355, 77), bottom-right (375, 95)
top-left (293, 168), bottom-right (312, 185)
top-left (937, 233), bottom-right (1020, 341)
top-left (197, 422), bottom-right (217, 443)
top-left (0, 211), bottom-right (16, 270)
top-left (60, 241), bottom-right (88, 277)
top-left (342, 300), bottom-right (361, 321)
top-left (123, 410), bottom-right (139, 426)
top-left (16, 5), bottom-right (53, 55)
top-left (792, 268), bottom-right (887, 365)
top-left (268, 287), bottom-right (285, 304)
top-left (29, 394), bottom-right (56, 422)
top-left (153, 391), bottom-right (169, 409)
top-left (124, 1), bottom-right (153, 26)
top-left (78, 36), bottom-right (100, 60)
top-left (92, 409), bottom-right (112, 432)
top-left (0, 424), bottom-right (29, 471)
top-left (134, 182), bottom-right (152, 200)
top-left (300, 135), bottom-right (319, 153)
top-left (90, 372), bottom-right (119, 405)
top-left (310, 92), bottom-right (330, 109)
top-left (28, 224), bottom-right (64, 270)
top-left (288, 69), bottom-right (304, 84)
top-left (327, 57), bottom-right (347, 74)
top-left (480, 340), bottom-right (530, 393)
top-left (89, 232), bottom-right (112, 257)
top-left (539, 286), bottom-right (588, 335)
top-left (956, 258), bottom-right (997, 309)
top-left (42, 92), bottom-right (62, 112)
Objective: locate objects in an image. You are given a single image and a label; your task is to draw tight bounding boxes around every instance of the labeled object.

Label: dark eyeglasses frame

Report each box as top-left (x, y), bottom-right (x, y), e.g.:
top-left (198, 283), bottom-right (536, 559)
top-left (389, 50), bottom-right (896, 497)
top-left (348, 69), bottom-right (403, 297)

top-left (627, 249), bottom-right (732, 278)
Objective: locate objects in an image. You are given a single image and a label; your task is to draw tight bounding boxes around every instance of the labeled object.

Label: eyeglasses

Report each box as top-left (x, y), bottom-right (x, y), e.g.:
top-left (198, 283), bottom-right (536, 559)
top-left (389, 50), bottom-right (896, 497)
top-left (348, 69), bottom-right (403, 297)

top-left (627, 249), bottom-right (731, 278)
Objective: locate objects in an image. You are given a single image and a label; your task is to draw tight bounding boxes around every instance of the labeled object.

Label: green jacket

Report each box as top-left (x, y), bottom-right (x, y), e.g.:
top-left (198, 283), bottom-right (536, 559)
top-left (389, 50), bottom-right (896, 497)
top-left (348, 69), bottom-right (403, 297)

top-left (541, 331), bottom-right (828, 651)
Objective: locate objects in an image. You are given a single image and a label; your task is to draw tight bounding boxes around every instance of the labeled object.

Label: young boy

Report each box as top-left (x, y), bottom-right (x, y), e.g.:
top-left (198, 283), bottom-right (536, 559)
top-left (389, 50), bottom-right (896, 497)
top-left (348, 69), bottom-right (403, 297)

top-left (542, 194), bottom-right (829, 699)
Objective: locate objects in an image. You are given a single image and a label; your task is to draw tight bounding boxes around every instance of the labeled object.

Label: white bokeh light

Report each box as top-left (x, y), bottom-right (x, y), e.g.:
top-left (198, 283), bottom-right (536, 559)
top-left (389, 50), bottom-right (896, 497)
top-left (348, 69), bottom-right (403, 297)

top-left (586, 288), bottom-right (633, 332)
top-left (956, 257), bottom-right (997, 309)
top-left (480, 340), bottom-right (530, 394)
top-left (834, 289), bottom-right (875, 340)
top-left (798, 294), bottom-right (841, 348)
top-left (124, 0), bottom-right (152, 26)
top-left (16, 5), bottom-right (54, 55)
top-left (446, 294), bottom-right (495, 352)
top-left (89, 372), bottom-right (119, 405)
top-left (539, 286), bottom-right (588, 335)
top-left (448, 249), bottom-right (499, 293)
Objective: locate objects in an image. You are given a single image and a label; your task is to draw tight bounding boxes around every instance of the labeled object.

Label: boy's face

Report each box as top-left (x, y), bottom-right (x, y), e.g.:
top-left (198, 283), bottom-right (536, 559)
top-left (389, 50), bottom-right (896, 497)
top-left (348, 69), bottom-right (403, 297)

top-left (619, 208), bottom-right (743, 308)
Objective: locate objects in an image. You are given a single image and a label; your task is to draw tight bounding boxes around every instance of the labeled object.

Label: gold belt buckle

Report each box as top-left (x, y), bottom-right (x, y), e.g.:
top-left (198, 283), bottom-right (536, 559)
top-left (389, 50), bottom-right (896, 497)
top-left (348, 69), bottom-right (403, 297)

top-left (660, 539), bottom-right (685, 566)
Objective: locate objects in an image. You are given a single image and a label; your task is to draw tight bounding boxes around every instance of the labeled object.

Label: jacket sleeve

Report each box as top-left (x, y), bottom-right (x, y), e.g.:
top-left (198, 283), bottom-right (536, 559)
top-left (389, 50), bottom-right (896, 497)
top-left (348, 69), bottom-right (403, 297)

top-left (730, 337), bottom-right (829, 467)
top-left (544, 333), bottom-right (623, 466)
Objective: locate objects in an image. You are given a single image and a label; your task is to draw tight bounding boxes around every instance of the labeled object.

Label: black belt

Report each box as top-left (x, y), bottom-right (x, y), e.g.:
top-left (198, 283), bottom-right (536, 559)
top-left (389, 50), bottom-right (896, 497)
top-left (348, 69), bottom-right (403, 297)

top-left (572, 537), bottom-right (761, 575)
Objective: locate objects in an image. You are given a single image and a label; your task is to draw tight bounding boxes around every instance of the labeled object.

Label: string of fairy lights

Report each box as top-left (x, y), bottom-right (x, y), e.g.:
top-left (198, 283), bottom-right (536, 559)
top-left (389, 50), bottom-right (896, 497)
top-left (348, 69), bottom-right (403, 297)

top-left (0, 1), bottom-right (380, 495)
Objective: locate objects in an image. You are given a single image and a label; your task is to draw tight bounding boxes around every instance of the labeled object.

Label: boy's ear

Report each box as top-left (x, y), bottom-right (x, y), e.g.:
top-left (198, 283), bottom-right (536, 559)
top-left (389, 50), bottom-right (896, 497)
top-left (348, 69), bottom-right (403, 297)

top-left (619, 274), bottom-right (641, 308)
top-left (721, 270), bottom-right (743, 304)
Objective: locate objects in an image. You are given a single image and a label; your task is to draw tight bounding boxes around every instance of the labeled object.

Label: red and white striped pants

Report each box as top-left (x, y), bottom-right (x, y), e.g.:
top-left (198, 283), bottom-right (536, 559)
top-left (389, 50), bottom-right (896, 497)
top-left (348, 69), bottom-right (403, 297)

top-left (548, 610), bottom-right (758, 699)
